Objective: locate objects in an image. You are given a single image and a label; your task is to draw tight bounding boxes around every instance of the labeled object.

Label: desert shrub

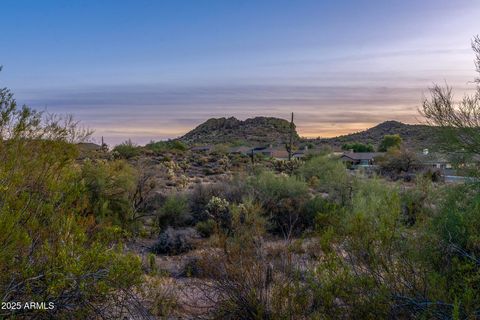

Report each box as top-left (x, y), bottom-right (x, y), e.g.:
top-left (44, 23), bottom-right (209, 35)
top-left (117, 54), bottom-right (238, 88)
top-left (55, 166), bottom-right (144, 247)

top-left (195, 219), bottom-right (216, 237)
top-left (422, 183), bottom-right (480, 318)
top-left (179, 257), bottom-right (203, 277)
top-left (157, 194), bottom-right (191, 231)
top-left (400, 177), bottom-right (436, 226)
top-left (81, 159), bottom-right (138, 228)
top-left (273, 158), bottom-right (302, 174)
top-left (303, 178), bottom-right (462, 318)
top-left (423, 168), bottom-right (444, 182)
top-left (297, 155), bottom-right (351, 205)
top-left (146, 139), bottom-right (187, 153)
top-left (141, 276), bottom-right (179, 317)
top-left (203, 167), bottom-right (216, 175)
top-left (205, 196), bottom-right (231, 233)
top-left (0, 85), bottom-right (143, 318)
top-left (212, 144), bottom-right (230, 154)
top-left (302, 195), bottom-right (345, 231)
top-left (289, 177), bottom-right (480, 319)
top-left (151, 227), bottom-right (198, 255)
top-left (301, 179), bottom-right (415, 318)
top-left (249, 171), bottom-right (309, 237)
top-left (188, 178), bottom-right (248, 223)
top-left (140, 187), bottom-right (166, 214)
top-left (112, 139), bottom-right (141, 159)
top-left (189, 183), bottom-right (225, 222)
top-left (187, 201), bottom-right (314, 319)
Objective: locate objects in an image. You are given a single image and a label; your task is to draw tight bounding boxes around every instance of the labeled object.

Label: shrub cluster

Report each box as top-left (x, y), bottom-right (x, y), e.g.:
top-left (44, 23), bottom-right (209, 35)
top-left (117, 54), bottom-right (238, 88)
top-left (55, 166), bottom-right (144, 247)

top-left (0, 87), bottom-right (142, 319)
top-left (151, 227), bottom-right (198, 255)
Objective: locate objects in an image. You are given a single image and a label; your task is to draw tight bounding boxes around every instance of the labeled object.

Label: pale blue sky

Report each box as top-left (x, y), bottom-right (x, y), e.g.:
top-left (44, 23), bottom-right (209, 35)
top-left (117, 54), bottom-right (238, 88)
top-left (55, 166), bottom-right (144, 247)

top-left (0, 0), bottom-right (479, 144)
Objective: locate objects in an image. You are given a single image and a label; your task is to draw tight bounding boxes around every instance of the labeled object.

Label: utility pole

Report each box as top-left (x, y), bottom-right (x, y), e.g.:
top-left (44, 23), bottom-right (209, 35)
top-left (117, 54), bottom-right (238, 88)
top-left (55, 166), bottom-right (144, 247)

top-left (288, 112), bottom-right (294, 161)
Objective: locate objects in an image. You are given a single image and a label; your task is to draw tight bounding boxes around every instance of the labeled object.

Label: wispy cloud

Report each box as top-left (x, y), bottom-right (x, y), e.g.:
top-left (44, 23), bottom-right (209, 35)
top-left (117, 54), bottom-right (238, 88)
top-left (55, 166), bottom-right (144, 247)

top-left (20, 83), bottom-right (474, 144)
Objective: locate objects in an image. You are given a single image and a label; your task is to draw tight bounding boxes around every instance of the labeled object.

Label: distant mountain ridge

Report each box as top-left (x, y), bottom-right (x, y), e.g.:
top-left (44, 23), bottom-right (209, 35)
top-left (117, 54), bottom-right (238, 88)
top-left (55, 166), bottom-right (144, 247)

top-left (313, 121), bottom-right (438, 150)
top-left (179, 117), bottom-right (439, 150)
top-left (179, 116), bottom-right (299, 145)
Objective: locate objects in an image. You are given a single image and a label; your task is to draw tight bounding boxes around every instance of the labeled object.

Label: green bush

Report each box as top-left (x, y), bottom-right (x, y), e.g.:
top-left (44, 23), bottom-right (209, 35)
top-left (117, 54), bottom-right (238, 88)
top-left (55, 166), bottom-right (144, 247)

top-left (81, 159), bottom-right (138, 228)
top-left (146, 140), bottom-right (187, 153)
top-left (400, 177), bottom-right (435, 226)
top-left (157, 194), bottom-right (191, 231)
top-left (425, 183), bottom-right (480, 317)
top-left (0, 85), bottom-right (142, 318)
top-left (151, 227), bottom-right (197, 255)
top-left (302, 196), bottom-right (345, 231)
top-left (297, 155), bottom-right (351, 205)
top-left (249, 171), bottom-right (309, 237)
top-left (113, 139), bottom-right (141, 159)
top-left (195, 219), bottom-right (216, 237)
top-left (302, 179), bottom-right (408, 318)
top-left (188, 179), bottom-right (248, 223)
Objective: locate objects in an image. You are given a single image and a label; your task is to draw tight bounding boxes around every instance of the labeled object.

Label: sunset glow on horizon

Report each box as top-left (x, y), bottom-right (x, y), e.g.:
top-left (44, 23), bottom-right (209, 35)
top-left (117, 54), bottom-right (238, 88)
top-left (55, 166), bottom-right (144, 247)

top-left (1, 0), bottom-right (479, 145)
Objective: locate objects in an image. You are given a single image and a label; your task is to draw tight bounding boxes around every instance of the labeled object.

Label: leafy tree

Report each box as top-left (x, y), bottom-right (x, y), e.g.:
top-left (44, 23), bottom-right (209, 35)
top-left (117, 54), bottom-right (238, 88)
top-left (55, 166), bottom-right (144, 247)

top-left (157, 194), bottom-right (191, 231)
top-left (378, 146), bottom-right (420, 177)
top-left (378, 134), bottom-right (402, 151)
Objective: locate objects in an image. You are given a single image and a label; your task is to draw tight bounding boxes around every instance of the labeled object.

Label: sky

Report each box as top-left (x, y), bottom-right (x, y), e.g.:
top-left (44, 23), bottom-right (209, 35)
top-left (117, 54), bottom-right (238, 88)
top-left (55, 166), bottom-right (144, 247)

top-left (0, 0), bottom-right (479, 145)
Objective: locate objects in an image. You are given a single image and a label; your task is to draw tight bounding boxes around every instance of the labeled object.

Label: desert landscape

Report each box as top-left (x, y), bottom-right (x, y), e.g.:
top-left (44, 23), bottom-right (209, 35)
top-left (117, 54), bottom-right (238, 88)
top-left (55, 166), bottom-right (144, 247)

top-left (1, 1), bottom-right (480, 319)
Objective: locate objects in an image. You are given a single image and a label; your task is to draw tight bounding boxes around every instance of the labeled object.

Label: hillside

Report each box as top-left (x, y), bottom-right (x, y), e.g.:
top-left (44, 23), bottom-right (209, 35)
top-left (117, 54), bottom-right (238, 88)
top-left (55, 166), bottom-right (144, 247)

top-left (310, 121), bottom-right (439, 151)
top-left (179, 116), bottom-right (299, 145)
top-left (179, 118), bottom-right (440, 150)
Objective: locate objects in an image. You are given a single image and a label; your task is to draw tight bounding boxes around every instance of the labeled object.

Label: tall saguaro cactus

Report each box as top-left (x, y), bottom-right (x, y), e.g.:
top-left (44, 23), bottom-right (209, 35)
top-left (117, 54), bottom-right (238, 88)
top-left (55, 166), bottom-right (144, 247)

top-left (286, 112), bottom-right (294, 161)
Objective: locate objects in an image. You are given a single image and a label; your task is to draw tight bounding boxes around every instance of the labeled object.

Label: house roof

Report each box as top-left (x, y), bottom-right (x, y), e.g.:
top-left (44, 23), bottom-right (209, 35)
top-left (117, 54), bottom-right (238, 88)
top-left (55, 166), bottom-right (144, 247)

top-left (270, 150), bottom-right (290, 159)
top-left (417, 151), bottom-right (450, 164)
top-left (341, 152), bottom-right (384, 161)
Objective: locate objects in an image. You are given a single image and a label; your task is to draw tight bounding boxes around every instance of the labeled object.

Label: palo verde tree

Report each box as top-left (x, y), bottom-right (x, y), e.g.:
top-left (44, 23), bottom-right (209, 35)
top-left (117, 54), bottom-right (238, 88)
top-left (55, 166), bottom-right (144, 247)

top-left (421, 35), bottom-right (480, 155)
top-left (0, 75), bottom-right (144, 319)
top-left (378, 134), bottom-right (402, 152)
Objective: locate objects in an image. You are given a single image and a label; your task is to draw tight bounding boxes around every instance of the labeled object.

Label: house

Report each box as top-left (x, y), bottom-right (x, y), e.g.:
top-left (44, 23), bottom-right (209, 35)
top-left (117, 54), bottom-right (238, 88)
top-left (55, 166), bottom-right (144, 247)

top-left (249, 146), bottom-right (292, 160)
top-left (340, 152), bottom-right (385, 167)
top-left (251, 146), bottom-right (273, 157)
top-left (417, 149), bottom-right (453, 173)
top-left (270, 149), bottom-right (290, 161)
top-left (292, 146), bottom-right (321, 159)
top-left (228, 144), bottom-right (315, 161)
top-left (292, 151), bottom-right (305, 159)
